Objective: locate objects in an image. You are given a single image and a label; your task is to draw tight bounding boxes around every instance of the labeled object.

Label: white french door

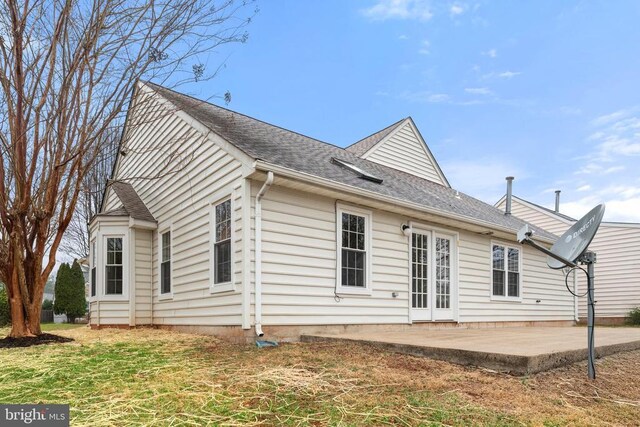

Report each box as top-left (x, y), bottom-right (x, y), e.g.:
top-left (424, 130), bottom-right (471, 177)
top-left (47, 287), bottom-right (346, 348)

top-left (410, 229), bottom-right (456, 322)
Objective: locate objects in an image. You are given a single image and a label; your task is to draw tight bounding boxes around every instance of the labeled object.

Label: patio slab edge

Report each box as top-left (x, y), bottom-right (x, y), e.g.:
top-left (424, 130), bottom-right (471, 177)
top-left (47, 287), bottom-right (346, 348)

top-left (300, 334), bottom-right (640, 375)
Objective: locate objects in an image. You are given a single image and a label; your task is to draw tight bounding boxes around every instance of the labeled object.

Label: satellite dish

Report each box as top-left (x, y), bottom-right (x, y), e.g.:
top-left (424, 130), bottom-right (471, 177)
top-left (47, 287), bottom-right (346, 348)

top-left (547, 204), bottom-right (605, 269)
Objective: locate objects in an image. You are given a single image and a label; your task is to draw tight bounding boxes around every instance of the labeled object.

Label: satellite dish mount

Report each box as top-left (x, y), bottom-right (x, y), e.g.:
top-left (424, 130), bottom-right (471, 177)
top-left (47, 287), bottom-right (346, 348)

top-left (517, 204), bottom-right (605, 380)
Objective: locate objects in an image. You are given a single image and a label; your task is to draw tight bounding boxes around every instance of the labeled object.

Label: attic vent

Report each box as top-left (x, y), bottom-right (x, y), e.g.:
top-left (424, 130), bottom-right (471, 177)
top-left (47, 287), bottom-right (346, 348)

top-left (331, 158), bottom-right (383, 184)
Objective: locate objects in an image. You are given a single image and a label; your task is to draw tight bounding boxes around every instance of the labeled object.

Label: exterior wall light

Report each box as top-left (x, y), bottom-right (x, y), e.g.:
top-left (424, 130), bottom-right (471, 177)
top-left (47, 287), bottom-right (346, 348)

top-left (401, 224), bottom-right (412, 237)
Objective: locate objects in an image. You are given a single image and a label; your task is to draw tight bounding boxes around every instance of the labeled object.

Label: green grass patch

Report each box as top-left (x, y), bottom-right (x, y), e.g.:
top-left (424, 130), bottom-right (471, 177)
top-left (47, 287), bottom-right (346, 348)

top-left (0, 328), bottom-right (637, 426)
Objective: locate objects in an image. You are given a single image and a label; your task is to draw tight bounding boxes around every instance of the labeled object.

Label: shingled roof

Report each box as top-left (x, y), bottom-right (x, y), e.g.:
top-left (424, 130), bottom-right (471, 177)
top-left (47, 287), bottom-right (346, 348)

top-left (345, 118), bottom-right (406, 156)
top-left (101, 181), bottom-right (156, 222)
top-left (145, 82), bottom-right (557, 241)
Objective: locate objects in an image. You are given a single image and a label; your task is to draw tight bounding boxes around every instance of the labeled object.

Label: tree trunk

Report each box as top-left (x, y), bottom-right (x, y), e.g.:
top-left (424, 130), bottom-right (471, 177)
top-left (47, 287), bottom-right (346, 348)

top-left (8, 296), bottom-right (33, 338)
top-left (27, 304), bottom-right (42, 335)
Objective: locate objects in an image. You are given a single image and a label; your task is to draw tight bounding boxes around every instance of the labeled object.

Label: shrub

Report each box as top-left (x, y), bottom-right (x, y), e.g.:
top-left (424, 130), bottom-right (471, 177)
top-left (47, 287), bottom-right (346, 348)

top-left (42, 299), bottom-right (54, 311)
top-left (0, 284), bottom-right (10, 326)
top-left (627, 307), bottom-right (640, 326)
top-left (54, 261), bottom-right (87, 323)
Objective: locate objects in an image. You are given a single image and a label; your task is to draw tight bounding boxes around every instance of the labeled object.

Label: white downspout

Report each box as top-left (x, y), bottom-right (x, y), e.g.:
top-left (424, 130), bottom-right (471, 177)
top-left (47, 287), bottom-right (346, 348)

top-left (255, 171), bottom-right (274, 337)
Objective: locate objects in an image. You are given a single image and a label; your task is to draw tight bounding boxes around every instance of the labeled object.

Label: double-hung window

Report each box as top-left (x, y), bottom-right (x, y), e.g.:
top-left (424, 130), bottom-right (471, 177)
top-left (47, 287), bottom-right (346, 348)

top-left (213, 199), bottom-right (232, 286)
top-left (492, 243), bottom-right (521, 299)
top-left (105, 237), bottom-right (123, 295)
top-left (161, 231), bottom-right (171, 295)
top-left (337, 205), bottom-right (371, 293)
top-left (91, 240), bottom-right (97, 297)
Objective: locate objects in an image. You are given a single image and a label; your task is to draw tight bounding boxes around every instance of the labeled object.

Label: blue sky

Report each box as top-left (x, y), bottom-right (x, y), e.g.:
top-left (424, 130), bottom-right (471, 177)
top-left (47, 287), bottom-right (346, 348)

top-left (182, 0), bottom-right (640, 222)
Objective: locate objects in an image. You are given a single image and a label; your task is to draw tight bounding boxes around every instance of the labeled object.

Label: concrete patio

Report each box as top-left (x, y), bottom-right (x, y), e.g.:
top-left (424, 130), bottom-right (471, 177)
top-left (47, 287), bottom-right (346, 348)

top-left (301, 326), bottom-right (640, 375)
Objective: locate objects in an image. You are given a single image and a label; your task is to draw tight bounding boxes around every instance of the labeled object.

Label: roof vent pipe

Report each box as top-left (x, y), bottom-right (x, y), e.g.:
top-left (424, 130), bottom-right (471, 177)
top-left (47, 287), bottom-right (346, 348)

top-left (505, 176), bottom-right (514, 215)
top-left (555, 190), bottom-right (561, 213)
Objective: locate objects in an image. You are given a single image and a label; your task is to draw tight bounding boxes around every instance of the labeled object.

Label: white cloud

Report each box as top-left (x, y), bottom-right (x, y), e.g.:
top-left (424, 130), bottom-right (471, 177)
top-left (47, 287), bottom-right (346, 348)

top-left (587, 110), bottom-right (640, 160)
top-left (483, 48), bottom-right (497, 58)
top-left (398, 34), bottom-right (409, 40)
top-left (450, 3), bottom-right (465, 16)
top-left (481, 70), bottom-right (522, 80)
top-left (398, 91), bottom-right (451, 104)
top-left (418, 39), bottom-right (430, 55)
top-left (361, 0), bottom-right (433, 21)
top-left (591, 108), bottom-right (637, 127)
top-left (558, 186), bottom-right (640, 222)
top-left (577, 184), bottom-right (591, 192)
top-left (464, 87), bottom-right (492, 95)
top-left (498, 71), bottom-right (521, 79)
top-left (574, 163), bottom-right (624, 175)
top-left (426, 93), bottom-right (450, 103)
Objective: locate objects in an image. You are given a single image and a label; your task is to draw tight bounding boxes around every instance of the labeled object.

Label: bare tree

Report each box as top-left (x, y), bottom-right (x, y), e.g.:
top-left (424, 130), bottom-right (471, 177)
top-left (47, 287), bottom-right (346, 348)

top-left (0, 0), bottom-right (256, 337)
top-left (61, 127), bottom-right (119, 260)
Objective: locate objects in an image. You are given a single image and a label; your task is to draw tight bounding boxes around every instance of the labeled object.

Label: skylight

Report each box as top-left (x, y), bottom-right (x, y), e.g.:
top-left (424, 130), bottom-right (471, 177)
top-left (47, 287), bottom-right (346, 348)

top-left (331, 158), bottom-right (383, 184)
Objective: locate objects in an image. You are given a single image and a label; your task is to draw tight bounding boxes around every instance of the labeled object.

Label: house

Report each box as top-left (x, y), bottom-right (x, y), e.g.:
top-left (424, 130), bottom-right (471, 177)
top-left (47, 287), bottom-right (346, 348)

top-left (88, 82), bottom-right (573, 341)
top-left (495, 191), bottom-right (640, 324)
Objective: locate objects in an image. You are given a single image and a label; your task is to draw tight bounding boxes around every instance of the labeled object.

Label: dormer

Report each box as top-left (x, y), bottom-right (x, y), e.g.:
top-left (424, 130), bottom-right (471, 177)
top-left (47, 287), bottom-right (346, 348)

top-left (346, 118), bottom-right (449, 187)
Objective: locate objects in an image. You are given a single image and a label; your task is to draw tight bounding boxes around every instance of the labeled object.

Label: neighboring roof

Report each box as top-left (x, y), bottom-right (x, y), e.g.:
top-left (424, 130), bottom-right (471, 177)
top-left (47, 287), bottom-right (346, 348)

top-left (345, 118), bottom-right (406, 156)
top-left (522, 197), bottom-right (577, 222)
top-left (103, 181), bottom-right (156, 222)
top-left (497, 194), bottom-right (640, 228)
top-left (144, 82), bottom-right (557, 241)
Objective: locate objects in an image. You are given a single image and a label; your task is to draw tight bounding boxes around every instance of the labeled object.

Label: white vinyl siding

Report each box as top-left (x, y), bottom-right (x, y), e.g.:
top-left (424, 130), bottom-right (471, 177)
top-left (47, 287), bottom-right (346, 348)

top-left (498, 197), bottom-right (640, 320)
top-left (254, 184), bottom-right (572, 326)
top-left (135, 230), bottom-right (153, 324)
top-left (255, 185), bottom-right (409, 326)
top-left (103, 87), bottom-right (245, 327)
top-left (362, 121), bottom-right (448, 186)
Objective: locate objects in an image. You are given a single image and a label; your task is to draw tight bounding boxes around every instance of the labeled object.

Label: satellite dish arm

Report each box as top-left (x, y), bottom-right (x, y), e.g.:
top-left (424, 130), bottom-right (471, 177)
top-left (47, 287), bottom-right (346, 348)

top-left (517, 225), bottom-right (578, 268)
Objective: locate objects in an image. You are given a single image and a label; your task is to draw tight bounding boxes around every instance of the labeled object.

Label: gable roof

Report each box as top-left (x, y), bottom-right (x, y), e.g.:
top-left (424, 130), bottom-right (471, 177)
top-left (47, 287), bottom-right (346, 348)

top-left (345, 118), bottom-right (406, 156)
top-left (100, 181), bottom-right (156, 222)
top-left (143, 82), bottom-right (557, 241)
top-left (346, 117), bottom-right (450, 187)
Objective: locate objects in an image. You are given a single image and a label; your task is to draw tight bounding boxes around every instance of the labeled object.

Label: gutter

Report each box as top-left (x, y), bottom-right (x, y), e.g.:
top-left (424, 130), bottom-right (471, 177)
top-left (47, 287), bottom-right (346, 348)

top-left (254, 171), bottom-right (274, 337)
top-left (252, 160), bottom-right (557, 245)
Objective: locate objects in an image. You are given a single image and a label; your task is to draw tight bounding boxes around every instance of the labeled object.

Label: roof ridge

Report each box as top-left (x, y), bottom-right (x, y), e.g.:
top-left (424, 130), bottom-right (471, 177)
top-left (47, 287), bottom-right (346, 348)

top-left (347, 117), bottom-right (407, 149)
top-left (344, 117), bottom-right (407, 156)
top-left (145, 81), bottom-right (349, 152)
top-left (508, 194), bottom-right (577, 222)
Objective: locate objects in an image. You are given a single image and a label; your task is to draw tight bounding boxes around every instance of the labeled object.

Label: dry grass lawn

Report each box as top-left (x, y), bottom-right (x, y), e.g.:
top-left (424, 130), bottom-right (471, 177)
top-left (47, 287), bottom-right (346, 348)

top-left (0, 325), bottom-right (638, 426)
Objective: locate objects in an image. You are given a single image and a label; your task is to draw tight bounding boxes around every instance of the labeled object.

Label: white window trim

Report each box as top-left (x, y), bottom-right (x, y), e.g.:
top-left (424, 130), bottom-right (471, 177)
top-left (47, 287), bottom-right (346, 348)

top-left (158, 224), bottom-right (173, 301)
top-left (101, 232), bottom-right (129, 301)
top-left (489, 240), bottom-right (523, 302)
top-left (210, 195), bottom-right (235, 293)
top-left (336, 203), bottom-right (373, 296)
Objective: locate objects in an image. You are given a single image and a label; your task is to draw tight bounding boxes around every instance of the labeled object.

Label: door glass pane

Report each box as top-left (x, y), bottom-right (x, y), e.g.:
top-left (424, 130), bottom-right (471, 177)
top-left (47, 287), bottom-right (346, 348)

top-left (435, 237), bottom-right (451, 309)
top-left (411, 233), bottom-right (429, 309)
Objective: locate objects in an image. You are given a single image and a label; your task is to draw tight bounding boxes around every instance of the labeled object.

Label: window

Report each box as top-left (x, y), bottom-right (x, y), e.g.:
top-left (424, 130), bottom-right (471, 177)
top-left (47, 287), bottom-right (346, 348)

top-left (214, 199), bottom-right (232, 285)
top-left (105, 237), bottom-right (123, 295)
top-left (492, 243), bottom-right (520, 299)
top-left (90, 240), bottom-right (97, 297)
top-left (336, 205), bottom-right (372, 293)
top-left (161, 231), bottom-right (171, 294)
